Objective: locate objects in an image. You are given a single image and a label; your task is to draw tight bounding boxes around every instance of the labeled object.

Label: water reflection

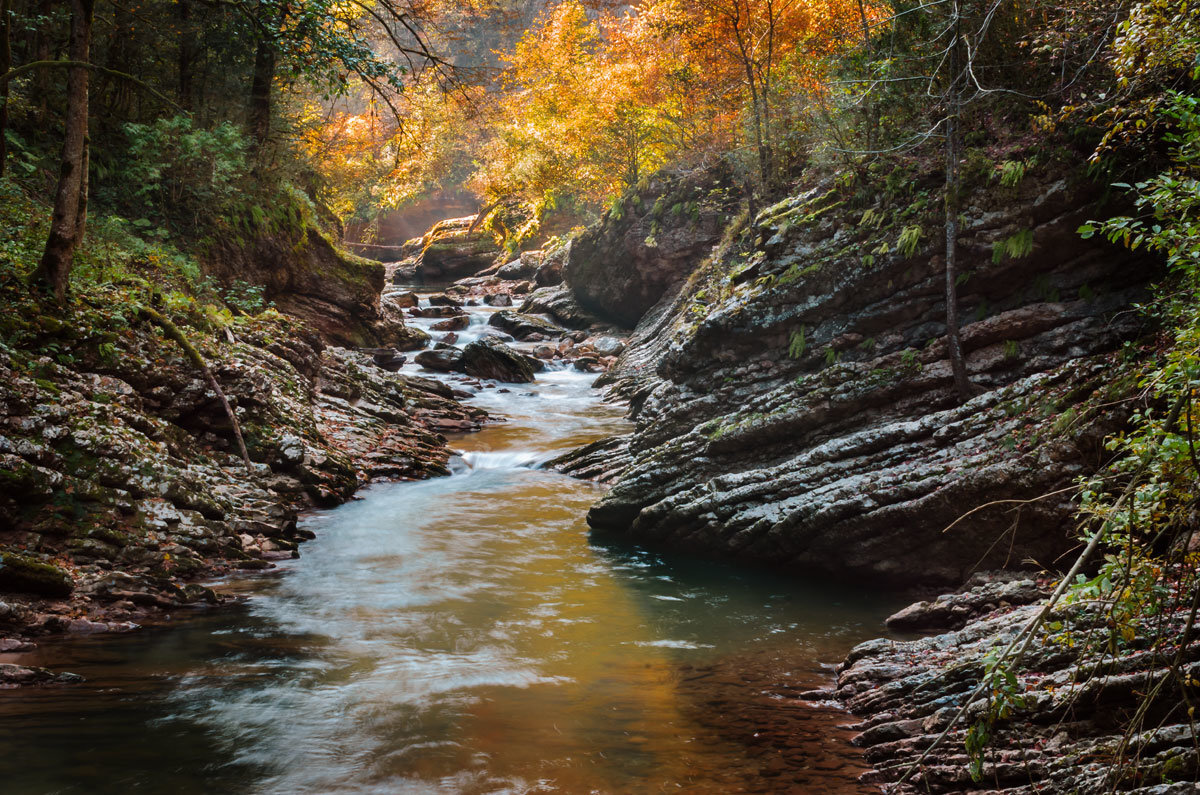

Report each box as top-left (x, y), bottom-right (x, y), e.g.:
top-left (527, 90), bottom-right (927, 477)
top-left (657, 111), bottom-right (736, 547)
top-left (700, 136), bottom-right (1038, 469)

top-left (0, 300), bottom-right (902, 794)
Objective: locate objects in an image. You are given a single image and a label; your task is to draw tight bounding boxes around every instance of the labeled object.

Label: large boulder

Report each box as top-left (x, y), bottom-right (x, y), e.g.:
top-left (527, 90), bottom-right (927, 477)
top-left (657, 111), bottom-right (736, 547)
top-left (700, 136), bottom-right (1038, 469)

top-left (414, 348), bottom-right (464, 373)
top-left (388, 290), bottom-right (419, 308)
top-left (207, 229), bottom-right (387, 347)
top-left (410, 305), bottom-right (465, 319)
top-left (535, 246), bottom-right (567, 287)
top-left (431, 316), bottom-right (470, 332)
top-left (461, 338), bottom-right (536, 383)
top-left (415, 217), bottom-right (502, 282)
top-left (497, 251), bottom-right (544, 281)
top-left (519, 285), bottom-right (602, 330)
top-left (391, 261), bottom-right (419, 285)
top-left (375, 294), bottom-right (432, 351)
top-left (564, 167), bottom-right (739, 327)
top-left (0, 552), bottom-right (73, 597)
top-left (488, 310), bottom-right (564, 340)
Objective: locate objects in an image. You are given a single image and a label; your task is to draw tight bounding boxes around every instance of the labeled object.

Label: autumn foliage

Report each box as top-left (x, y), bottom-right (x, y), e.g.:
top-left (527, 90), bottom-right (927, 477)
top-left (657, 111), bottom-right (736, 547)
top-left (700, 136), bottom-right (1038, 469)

top-left (305, 0), bottom-right (882, 245)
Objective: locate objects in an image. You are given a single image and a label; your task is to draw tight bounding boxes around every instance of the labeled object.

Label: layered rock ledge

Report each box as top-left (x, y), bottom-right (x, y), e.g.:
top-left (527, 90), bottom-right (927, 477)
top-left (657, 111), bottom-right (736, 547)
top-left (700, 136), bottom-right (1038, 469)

top-left (0, 310), bottom-right (486, 673)
top-left (572, 169), bottom-right (1155, 586)
top-left (835, 575), bottom-right (1200, 793)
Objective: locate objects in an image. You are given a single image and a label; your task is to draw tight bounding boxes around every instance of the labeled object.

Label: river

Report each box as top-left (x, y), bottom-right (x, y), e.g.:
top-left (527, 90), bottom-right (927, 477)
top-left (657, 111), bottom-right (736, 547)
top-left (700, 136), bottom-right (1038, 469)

top-left (0, 295), bottom-right (904, 794)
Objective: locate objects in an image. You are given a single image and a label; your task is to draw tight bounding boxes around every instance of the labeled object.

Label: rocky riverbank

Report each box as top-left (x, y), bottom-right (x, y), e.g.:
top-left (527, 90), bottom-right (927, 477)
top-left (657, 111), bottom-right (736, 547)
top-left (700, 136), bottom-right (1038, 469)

top-left (534, 155), bottom-right (1198, 790)
top-left (830, 573), bottom-right (1199, 793)
top-left (563, 163), bottom-right (1153, 587)
top-left (0, 307), bottom-right (486, 684)
top-left (0, 214), bottom-right (642, 688)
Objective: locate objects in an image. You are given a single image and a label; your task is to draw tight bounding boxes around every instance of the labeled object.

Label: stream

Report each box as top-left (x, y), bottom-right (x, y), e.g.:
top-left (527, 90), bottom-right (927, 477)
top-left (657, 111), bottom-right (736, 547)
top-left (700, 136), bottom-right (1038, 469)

top-left (0, 296), bottom-right (905, 794)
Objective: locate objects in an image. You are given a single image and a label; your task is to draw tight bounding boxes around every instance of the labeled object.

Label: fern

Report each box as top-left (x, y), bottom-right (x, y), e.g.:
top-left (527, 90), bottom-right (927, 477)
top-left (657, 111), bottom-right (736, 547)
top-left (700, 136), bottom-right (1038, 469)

top-left (859, 207), bottom-right (885, 229)
top-left (788, 327), bottom-right (808, 359)
top-left (608, 194), bottom-right (626, 221)
top-left (997, 159), bottom-right (1028, 188)
top-left (992, 229), bottom-right (1034, 263)
top-left (898, 225), bottom-right (924, 258)
top-left (1032, 274), bottom-right (1060, 302)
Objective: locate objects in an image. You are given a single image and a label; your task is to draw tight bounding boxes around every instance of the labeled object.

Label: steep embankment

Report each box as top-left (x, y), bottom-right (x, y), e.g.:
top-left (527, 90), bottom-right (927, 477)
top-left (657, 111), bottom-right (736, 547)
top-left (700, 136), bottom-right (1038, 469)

top-left (0, 308), bottom-right (485, 650)
top-left (831, 573), bottom-right (1200, 793)
top-left (207, 229), bottom-right (421, 349)
top-left (0, 202), bottom-right (486, 675)
top-left (563, 162), bottom-right (1154, 586)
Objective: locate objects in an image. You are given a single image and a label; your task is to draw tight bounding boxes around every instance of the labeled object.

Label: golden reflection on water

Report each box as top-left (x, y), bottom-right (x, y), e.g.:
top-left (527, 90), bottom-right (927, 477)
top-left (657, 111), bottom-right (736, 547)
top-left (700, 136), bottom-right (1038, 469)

top-left (0, 367), bottom-right (897, 795)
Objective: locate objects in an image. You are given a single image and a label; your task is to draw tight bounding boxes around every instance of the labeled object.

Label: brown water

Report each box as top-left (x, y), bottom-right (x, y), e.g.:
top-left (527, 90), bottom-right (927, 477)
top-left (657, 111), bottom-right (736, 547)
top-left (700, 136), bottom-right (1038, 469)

top-left (0, 299), bottom-right (904, 794)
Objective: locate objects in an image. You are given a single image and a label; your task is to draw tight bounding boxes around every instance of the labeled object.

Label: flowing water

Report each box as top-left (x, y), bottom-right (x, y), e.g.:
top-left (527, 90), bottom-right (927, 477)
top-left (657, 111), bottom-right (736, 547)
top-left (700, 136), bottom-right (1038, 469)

top-left (0, 296), bottom-right (905, 794)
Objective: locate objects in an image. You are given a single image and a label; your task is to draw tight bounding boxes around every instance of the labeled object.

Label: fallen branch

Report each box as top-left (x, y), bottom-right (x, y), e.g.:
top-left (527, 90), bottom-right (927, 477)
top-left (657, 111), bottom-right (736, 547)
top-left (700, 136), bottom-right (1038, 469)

top-left (940, 485), bottom-right (1080, 535)
top-left (0, 60), bottom-right (183, 112)
top-left (138, 306), bottom-right (254, 475)
top-left (894, 392), bottom-right (1188, 789)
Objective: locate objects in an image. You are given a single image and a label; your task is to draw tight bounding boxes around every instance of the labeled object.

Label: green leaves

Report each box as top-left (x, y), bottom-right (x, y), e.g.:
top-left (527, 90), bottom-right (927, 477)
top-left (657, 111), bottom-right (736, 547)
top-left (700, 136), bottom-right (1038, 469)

top-left (1065, 90), bottom-right (1200, 682)
top-left (992, 229), bottom-right (1034, 263)
top-left (965, 651), bottom-right (1029, 782)
top-left (787, 326), bottom-right (807, 359)
top-left (897, 225), bottom-right (923, 258)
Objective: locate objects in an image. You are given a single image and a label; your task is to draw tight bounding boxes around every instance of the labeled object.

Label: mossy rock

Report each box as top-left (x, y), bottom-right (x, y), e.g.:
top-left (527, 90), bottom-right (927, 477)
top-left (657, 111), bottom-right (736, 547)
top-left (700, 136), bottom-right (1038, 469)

top-left (87, 527), bottom-right (135, 548)
top-left (461, 338), bottom-right (536, 383)
top-left (0, 551), bottom-right (74, 597)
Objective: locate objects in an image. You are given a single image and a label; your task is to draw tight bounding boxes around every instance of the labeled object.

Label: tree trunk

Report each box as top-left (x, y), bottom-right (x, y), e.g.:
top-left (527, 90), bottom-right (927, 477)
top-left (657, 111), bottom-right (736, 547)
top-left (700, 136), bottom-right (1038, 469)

top-left (943, 15), bottom-right (976, 402)
top-left (105, 4), bottom-right (134, 120)
top-left (0, 0), bottom-right (11, 178)
top-left (729, 10), bottom-right (769, 188)
top-left (178, 0), bottom-right (194, 111)
top-left (33, 0), bottom-right (94, 304)
top-left (249, 37), bottom-right (275, 148)
top-left (855, 0), bottom-right (877, 153)
top-left (32, 0), bottom-right (55, 126)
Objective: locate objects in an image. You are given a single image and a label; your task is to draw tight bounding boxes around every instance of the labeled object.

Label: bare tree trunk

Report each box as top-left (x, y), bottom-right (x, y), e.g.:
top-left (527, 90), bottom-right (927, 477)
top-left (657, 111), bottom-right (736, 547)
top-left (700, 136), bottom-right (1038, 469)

top-left (33, 0), bottom-right (94, 304)
top-left (762, 0), bottom-right (776, 188)
top-left (32, 0), bottom-right (55, 126)
top-left (727, 1), bottom-right (769, 188)
top-left (943, 12), bottom-right (975, 402)
top-left (855, 0), bottom-right (877, 154)
top-left (742, 65), bottom-right (768, 186)
top-left (75, 139), bottom-right (89, 241)
top-left (178, 0), bottom-right (194, 111)
top-left (105, 3), bottom-right (134, 120)
top-left (249, 37), bottom-right (275, 148)
top-left (0, 0), bottom-right (10, 178)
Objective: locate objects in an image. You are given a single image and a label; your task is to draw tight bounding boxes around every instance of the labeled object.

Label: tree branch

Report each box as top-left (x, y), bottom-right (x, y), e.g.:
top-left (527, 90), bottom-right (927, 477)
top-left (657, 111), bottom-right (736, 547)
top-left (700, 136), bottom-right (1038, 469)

top-left (1, 60), bottom-right (184, 111)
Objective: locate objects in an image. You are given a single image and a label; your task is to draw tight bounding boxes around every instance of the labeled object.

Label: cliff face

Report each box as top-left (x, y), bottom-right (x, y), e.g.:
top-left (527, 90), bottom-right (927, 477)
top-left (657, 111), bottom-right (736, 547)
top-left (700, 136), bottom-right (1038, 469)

top-left (564, 169), bottom-right (740, 327)
top-left (207, 229), bottom-right (395, 348)
top-left (572, 166), bottom-right (1156, 586)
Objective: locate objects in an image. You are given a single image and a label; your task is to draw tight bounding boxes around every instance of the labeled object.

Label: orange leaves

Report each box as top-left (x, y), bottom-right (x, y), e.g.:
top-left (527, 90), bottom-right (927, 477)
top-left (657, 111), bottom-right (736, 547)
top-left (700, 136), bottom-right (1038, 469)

top-left (485, 0), bottom-right (670, 210)
top-left (304, 0), bottom-right (882, 234)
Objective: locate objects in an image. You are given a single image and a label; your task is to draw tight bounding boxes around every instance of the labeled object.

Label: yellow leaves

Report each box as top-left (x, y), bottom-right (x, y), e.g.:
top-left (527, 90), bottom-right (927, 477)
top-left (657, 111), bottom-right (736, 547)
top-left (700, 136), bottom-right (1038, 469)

top-left (485, 0), bottom-right (677, 209)
top-left (307, 0), bottom-right (883, 234)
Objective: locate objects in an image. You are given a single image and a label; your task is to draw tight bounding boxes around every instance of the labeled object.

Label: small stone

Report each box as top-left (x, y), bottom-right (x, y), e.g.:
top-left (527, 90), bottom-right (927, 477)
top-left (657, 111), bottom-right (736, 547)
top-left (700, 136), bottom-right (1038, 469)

top-left (592, 336), bottom-right (625, 357)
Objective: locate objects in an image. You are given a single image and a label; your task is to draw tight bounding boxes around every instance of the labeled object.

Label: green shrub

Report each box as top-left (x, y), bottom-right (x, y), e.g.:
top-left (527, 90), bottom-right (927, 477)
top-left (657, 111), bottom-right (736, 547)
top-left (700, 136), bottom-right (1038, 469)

top-left (112, 116), bottom-right (252, 232)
